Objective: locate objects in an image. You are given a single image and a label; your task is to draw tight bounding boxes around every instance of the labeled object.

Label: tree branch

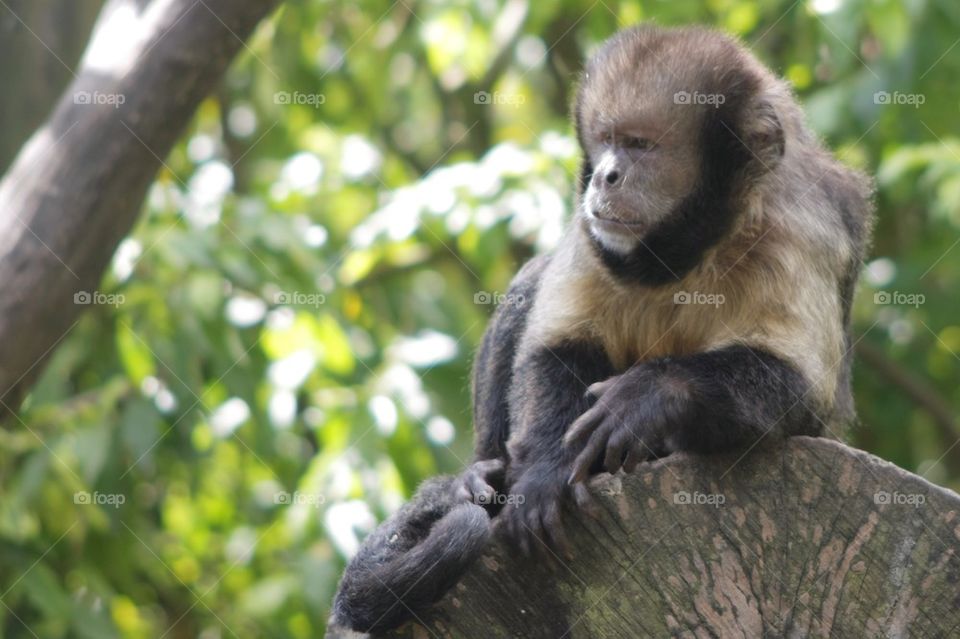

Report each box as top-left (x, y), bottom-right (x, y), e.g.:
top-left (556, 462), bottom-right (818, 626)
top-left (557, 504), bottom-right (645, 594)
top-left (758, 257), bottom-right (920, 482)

top-left (346, 438), bottom-right (960, 638)
top-left (0, 0), bottom-right (105, 173)
top-left (0, 0), bottom-right (283, 417)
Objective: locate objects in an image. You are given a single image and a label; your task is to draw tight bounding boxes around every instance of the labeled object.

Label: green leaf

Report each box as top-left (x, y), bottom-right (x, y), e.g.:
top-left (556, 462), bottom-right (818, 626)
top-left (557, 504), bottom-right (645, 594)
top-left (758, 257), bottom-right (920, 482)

top-left (116, 322), bottom-right (155, 385)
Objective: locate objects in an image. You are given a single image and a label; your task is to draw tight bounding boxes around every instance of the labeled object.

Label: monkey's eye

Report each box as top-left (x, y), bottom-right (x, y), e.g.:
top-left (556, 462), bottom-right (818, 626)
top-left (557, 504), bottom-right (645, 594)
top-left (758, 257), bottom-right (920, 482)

top-left (623, 136), bottom-right (656, 151)
top-left (600, 131), bottom-right (615, 145)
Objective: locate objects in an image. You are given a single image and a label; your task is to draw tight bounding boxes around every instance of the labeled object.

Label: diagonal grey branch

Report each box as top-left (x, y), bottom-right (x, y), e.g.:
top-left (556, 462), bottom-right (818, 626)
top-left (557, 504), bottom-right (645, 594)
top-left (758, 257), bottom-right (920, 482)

top-left (0, 0), bottom-right (104, 173)
top-left (0, 0), bottom-right (284, 418)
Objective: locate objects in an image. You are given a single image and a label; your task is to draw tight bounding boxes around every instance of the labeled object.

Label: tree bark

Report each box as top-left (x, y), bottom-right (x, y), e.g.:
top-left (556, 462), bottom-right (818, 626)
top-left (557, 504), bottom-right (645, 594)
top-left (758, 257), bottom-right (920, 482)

top-left (0, 0), bottom-right (283, 416)
top-left (0, 0), bottom-right (105, 174)
top-left (364, 438), bottom-right (960, 638)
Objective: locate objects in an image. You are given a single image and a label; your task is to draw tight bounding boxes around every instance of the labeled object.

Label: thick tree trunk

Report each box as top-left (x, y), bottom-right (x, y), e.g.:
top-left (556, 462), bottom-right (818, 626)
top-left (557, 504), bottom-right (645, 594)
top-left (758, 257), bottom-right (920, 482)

top-left (0, 0), bottom-right (283, 416)
top-left (355, 438), bottom-right (960, 638)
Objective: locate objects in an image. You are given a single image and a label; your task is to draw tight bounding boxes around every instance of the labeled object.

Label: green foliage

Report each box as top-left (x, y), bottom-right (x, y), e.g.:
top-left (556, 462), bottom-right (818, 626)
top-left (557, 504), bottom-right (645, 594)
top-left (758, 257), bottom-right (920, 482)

top-left (3, 0), bottom-right (960, 636)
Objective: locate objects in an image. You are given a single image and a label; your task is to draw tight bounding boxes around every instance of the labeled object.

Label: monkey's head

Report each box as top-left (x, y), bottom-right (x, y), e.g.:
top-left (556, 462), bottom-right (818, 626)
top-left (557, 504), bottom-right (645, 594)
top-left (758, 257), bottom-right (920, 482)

top-left (574, 26), bottom-right (786, 282)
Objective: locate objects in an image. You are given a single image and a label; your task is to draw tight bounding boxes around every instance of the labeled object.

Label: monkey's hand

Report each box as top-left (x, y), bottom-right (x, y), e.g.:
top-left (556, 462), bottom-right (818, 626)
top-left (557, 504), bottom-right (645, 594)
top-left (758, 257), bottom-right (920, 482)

top-left (563, 367), bottom-right (681, 484)
top-left (454, 458), bottom-right (505, 507)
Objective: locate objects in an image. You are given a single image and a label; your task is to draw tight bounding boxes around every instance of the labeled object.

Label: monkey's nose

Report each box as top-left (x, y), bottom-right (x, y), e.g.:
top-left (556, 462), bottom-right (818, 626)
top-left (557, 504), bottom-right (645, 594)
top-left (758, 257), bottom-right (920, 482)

top-left (604, 170), bottom-right (620, 186)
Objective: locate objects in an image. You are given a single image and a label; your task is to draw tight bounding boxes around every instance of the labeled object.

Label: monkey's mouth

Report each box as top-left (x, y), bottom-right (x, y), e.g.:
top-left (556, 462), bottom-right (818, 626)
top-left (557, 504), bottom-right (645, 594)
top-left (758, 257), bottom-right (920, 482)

top-left (588, 210), bottom-right (648, 235)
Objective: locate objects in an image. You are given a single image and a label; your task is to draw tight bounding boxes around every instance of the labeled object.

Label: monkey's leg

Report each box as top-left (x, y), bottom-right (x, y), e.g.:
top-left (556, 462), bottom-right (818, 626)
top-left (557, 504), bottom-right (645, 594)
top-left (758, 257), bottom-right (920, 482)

top-left (565, 344), bottom-right (821, 482)
top-left (500, 340), bottom-right (615, 554)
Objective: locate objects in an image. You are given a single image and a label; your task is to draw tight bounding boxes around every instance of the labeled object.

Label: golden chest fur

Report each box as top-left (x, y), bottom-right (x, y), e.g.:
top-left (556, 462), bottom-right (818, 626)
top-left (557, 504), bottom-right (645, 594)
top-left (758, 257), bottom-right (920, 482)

top-left (522, 220), bottom-right (848, 411)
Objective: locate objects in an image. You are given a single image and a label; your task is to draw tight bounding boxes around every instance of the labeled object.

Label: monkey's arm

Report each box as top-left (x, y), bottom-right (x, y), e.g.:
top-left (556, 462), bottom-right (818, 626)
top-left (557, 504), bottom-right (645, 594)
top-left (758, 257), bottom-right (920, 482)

top-left (471, 254), bottom-right (549, 462)
top-left (564, 344), bottom-right (820, 482)
top-left (500, 339), bottom-right (616, 553)
top-left (332, 257), bottom-right (552, 632)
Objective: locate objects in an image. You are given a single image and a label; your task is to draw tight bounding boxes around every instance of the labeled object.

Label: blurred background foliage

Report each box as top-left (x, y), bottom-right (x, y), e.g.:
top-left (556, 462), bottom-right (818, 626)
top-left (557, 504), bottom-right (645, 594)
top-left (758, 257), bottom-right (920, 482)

top-left (1, 0), bottom-right (959, 636)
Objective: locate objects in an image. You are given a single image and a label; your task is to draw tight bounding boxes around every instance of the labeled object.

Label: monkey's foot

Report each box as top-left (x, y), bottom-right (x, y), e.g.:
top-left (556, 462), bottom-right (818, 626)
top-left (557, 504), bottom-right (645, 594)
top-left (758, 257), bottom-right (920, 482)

top-left (497, 464), bottom-right (595, 557)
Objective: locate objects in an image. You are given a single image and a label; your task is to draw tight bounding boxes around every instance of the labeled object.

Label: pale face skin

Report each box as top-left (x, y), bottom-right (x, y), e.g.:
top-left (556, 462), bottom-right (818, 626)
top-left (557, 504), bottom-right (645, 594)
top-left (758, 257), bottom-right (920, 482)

top-left (578, 56), bottom-right (709, 255)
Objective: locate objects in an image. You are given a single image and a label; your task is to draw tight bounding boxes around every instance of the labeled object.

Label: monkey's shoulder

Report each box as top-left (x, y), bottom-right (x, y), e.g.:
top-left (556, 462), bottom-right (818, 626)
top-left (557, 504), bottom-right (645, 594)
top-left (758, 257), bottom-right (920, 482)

top-left (484, 253), bottom-right (552, 331)
top-left (508, 252), bottom-right (552, 297)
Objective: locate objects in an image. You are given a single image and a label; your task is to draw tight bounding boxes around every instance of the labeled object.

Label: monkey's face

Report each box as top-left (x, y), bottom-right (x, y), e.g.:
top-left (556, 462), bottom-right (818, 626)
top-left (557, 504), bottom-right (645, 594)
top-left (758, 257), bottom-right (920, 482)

top-left (579, 107), bottom-right (700, 254)
top-left (577, 50), bottom-right (710, 257)
top-left (573, 26), bottom-right (781, 259)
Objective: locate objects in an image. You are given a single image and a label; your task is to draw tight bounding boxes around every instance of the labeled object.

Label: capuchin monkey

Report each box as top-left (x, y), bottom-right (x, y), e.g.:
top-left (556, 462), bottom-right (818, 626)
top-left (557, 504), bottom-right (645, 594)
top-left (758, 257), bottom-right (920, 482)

top-left (331, 24), bottom-right (873, 634)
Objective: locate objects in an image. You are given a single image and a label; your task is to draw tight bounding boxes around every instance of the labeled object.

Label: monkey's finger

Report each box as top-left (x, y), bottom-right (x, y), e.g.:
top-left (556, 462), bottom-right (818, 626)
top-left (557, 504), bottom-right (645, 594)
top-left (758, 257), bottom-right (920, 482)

top-left (572, 482), bottom-right (600, 518)
top-left (568, 425), bottom-right (611, 484)
top-left (632, 432), bottom-right (663, 461)
top-left (542, 503), bottom-right (571, 559)
top-left (518, 529), bottom-right (531, 557)
top-left (604, 427), bottom-right (633, 475)
top-left (492, 508), bottom-right (515, 539)
top-left (584, 377), bottom-right (617, 400)
top-left (508, 508), bottom-right (532, 556)
top-left (623, 447), bottom-right (642, 474)
top-left (523, 508), bottom-right (546, 556)
top-left (464, 472), bottom-right (495, 504)
top-left (563, 405), bottom-right (606, 447)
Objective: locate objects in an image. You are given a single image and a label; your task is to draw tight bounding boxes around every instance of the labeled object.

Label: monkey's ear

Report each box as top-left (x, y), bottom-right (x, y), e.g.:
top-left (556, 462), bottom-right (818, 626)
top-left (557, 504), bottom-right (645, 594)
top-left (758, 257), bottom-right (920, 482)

top-left (742, 96), bottom-right (785, 173)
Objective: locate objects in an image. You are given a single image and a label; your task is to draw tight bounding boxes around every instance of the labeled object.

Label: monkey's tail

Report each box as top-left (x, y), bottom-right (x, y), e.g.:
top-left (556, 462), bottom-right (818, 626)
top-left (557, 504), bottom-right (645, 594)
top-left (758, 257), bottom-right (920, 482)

top-left (331, 477), bottom-right (492, 634)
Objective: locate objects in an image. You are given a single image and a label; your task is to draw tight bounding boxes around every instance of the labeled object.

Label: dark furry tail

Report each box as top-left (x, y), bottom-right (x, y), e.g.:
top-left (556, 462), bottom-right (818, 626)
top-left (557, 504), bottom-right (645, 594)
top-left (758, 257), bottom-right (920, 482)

top-left (331, 476), bottom-right (492, 634)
